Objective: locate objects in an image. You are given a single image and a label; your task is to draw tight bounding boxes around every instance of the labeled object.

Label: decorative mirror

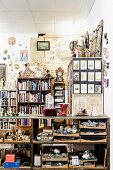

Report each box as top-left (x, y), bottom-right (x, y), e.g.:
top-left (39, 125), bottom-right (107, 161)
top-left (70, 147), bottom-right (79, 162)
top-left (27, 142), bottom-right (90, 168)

top-left (56, 67), bottom-right (64, 82)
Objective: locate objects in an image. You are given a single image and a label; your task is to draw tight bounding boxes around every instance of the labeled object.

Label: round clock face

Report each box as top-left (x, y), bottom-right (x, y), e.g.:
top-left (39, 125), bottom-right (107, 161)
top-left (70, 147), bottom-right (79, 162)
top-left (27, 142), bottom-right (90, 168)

top-left (58, 71), bottom-right (62, 76)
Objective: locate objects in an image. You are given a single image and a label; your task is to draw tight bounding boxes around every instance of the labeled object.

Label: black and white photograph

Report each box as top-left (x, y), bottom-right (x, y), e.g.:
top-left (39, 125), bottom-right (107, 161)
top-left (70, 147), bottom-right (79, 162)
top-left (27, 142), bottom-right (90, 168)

top-left (88, 84), bottom-right (94, 93)
top-left (95, 60), bottom-right (101, 69)
top-left (80, 60), bottom-right (87, 70)
top-left (95, 72), bottom-right (102, 81)
top-left (88, 60), bottom-right (94, 70)
top-left (81, 84), bottom-right (87, 93)
top-left (88, 72), bottom-right (94, 81)
top-left (74, 84), bottom-right (80, 93)
top-left (95, 85), bottom-right (102, 93)
top-left (81, 72), bottom-right (87, 81)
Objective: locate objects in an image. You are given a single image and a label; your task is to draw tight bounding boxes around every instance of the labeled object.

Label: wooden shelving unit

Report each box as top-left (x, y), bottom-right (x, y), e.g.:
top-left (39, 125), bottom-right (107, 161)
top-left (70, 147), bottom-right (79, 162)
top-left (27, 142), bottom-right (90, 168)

top-left (0, 115), bottom-right (110, 169)
top-left (54, 81), bottom-right (65, 112)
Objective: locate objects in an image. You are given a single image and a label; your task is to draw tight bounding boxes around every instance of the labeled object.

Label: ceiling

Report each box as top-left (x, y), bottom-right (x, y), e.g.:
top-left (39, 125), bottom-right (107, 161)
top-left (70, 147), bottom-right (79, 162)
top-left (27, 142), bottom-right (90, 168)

top-left (0, 0), bottom-right (95, 34)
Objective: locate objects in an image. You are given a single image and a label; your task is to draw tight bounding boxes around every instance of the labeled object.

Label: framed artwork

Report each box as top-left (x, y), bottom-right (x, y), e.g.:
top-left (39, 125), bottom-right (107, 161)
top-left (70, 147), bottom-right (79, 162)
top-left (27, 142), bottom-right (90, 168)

top-left (95, 85), bottom-right (102, 93)
top-left (95, 60), bottom-right (101, 69)
top-left (37, 41), bottom-right (50, 51)
top-left (80, 60), bottom-right (87, 70)
top-left (88, 60), bottom-right (94, 70)
top-left (73, 72), bottom-right (79, 81)
top-left (74, 84), bottom-right (80, 93)
top-left (73, 60), bottom-right (79, 70)
top-left (81, 72), bottom-right (87, 81)
top-left (0, 64), bottom-right (6, 88)
top-left (88, 84), bottom-right (94, 93)
top-left (95, 72), bottom-right (101, 81)
top-left (88, 72), bottom-right (94, 81)
top-left (20, 50), bottom-right (28, 62)
top-left (81, 84), bottom-right (87, 93)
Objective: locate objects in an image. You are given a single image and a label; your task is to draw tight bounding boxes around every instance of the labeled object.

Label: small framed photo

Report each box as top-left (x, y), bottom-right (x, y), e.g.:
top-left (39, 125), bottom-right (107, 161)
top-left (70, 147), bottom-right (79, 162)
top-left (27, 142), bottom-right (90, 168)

top-left (88, 84), bottom-right (94, 93)
top-left (73, 60), bottom-right (79, 70)
top-left (95, 60), bottom-right (101, 70)
top-left (88, 72), bottom-right (94, 81)
top-left (73, 72), bottom-right (79, 81)
top-left (95, 72), bottom-right (101, 81)
top-left (81, 84), bottom-right (87, 93)
top-left (95, 85), bottom-right (102, 93)
top-left (81, 72), bottom-right (87, 81)
top-left (80, 60), bottom-right (87, 70)
top-left (88, 60), bottom-right (94, 70)
top-left (74, 84), bottom-right (80, 93)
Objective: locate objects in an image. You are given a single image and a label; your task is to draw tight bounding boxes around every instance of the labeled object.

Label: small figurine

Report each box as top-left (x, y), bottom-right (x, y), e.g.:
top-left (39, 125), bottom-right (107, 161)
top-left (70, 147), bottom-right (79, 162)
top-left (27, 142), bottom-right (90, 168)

top-left (23, 62), bottom-right (33, 74)
top-left (45, 93), bottom-right (54, 108)
top-left (34, 66), bottom-right (42, 77)
top-left (45, 70), bottom-right (52, 78)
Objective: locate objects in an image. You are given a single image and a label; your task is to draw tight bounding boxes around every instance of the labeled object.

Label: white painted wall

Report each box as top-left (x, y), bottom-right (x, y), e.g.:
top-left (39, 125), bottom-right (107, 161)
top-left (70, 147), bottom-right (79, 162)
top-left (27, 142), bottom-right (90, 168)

top-left (87, 0), bottom-right (113, 168)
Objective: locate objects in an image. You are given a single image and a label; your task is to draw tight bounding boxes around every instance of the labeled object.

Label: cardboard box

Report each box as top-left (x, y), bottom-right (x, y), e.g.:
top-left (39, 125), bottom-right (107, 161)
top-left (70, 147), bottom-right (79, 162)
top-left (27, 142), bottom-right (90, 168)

top-left (5, 154), bottom-right (15, 163)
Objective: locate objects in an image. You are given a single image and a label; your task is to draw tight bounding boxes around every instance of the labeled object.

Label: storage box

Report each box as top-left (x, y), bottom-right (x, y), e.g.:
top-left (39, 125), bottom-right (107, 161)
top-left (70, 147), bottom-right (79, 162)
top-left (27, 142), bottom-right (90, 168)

top-left (5, 154), bottom-right (15, 162)
top-left (4, 160), bottom-right (20, 168)
top-left (43, 108), bottom-right (57, 116)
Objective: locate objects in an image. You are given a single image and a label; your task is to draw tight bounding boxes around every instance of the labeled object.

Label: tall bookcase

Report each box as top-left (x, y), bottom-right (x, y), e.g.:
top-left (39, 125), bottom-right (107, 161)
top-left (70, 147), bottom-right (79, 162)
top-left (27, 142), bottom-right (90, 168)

top-left (54, 82), bottom-right (65, 112)
top-left (0, 90), bottom-right (17, 115)
top-left (17, 77), bottom-right (53, 125)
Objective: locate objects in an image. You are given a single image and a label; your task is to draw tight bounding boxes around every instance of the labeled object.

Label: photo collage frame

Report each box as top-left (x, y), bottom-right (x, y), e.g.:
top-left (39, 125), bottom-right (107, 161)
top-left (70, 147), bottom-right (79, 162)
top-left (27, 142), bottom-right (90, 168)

top-left (73, 58), bottom-right (102, 94)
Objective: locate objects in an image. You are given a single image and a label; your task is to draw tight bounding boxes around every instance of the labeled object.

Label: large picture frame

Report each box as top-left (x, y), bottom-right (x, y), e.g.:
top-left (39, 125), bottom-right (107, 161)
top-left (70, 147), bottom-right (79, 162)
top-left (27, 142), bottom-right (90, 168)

top-left (37, 41), bottom-right (50, 51)
top-left (0, 64), bottom-right (6, 88)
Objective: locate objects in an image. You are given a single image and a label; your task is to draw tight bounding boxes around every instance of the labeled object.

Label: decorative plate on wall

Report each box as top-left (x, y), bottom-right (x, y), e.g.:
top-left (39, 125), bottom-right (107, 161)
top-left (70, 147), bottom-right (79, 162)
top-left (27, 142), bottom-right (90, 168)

top-left (14, 64), bottom-right (19, 70)
top-left (8, 37), bottom-right (16, 45)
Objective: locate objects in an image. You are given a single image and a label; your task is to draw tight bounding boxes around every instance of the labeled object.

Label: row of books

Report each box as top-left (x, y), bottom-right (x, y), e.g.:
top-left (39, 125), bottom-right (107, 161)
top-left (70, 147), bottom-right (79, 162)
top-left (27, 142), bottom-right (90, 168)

top-left (18, 92), bottom-right (29, 102)
top-left (29, 105), bottom-right (41, 115)
top-left (18, 92), bottom-right (46, 103)
top-left (18, 81), bottom-right (29, 90)
top-left (0, 91), bottom-right (16, 99)
top-left (19, 105), bottom-right (27, 114)
top-left (17, 118), bottom-right (31, 126)
top-left (29, 93), bottom-right (41, 102)
top-left (0, 119), bottom-right (17, 130)
top-left (18, 80), bottom-right (51, 91)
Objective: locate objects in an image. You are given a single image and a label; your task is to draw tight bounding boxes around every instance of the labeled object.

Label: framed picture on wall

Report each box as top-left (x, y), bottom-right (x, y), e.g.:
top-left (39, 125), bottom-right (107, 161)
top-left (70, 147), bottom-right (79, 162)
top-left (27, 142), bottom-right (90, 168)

top-left (0, 64), bottom-right (6, 88)
top-left (80, 60), bottom-right (87, 70)
top-left (74, 84), bottom-right (80, 93)
top-left (88, 60), bottom-right (94, 70)
top-left (95, 60), bottom-right (101, 69)
top-left (81, 72), bottom-right (87, 81)
top-left (81, 84), bottom-right (87, 93)
top-left (73, 72), bottom-right (79, 81)
top-left (95, 85), bottom-right (102, 93)
top-left (37, 41), bottom-right (50, 51)
top-left (95, 72), bottom-right (101, 81)
top-left (73, 60), bottom-right (79, 70)
top-left (88, 84), bottom-right (94, 93)
top-left (88, 72), bottom-right (94, 81)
